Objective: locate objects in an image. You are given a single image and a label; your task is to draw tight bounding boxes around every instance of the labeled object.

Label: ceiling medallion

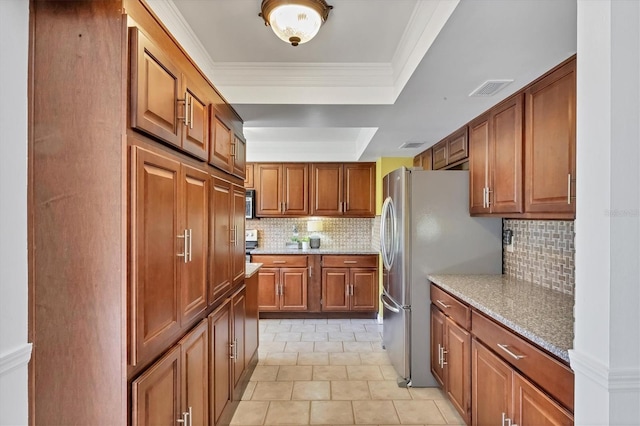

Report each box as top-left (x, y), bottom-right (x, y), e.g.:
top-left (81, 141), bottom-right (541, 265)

top-left (259, 0), bottom-right (333, 46)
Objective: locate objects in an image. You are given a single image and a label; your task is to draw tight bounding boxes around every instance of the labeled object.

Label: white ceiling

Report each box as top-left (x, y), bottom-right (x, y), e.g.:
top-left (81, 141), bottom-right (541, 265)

top-left (147, 0), bottom-right (577, 162)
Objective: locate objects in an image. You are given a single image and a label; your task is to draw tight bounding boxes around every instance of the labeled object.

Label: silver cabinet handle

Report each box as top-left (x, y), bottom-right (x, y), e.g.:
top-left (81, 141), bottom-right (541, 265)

top-left (502, 412), bottom-right (506, 426)
top-left (273, 260), bottom-right (286, 264)
top-left (343, 260), bottom-right (357, 264)
top-left (280, 283), bottom-right (284, 296)
top-left (482, 187), bottom-right (487, 208)
top-left (308, 266), bottom-right (312, 277)
top-left (230, 226), bottom-right (236, 244)
top-left (486, 187), bottom-right (492, 207)
top-left (178, 92), bottom-right (189, 127)
top-left (229, 341), bottom-right (235, 359)
top-left (189, 95), bottom-right (194, 129)
top-left (177, 410), bottom-right (188, 424)
top-left (233, 338), bottom-right (238, 363)
top-left (188, 229), bottom-right (192, 262)
top-left (497, 343), bottom-right (526, 360)
top-left (437, 344), bottom-right (443, 368)
top-left (436, 300), bottom-right (451, 309)
top-left (567, 173), bottom-right (576, 205)
top-left (177, 229), bottom-right (188, 263)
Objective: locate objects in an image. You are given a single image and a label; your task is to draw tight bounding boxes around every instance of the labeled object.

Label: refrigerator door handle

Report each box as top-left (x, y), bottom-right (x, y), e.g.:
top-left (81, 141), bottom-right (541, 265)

top-left (380, 196), bottom-right (397, 271)
top-left (380, 292), bottom-right (401, 313)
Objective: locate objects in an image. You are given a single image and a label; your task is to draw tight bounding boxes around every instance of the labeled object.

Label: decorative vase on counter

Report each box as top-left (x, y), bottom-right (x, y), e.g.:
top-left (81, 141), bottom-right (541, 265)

top-left (309, 236), bottom-right (321, 249)
top-left (301, 241), bottom-right (310, 250)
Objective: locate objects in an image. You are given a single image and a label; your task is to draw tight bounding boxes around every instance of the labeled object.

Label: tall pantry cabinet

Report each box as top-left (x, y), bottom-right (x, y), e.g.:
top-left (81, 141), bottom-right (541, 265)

top-left (28, 1), bottom-right (255, 425)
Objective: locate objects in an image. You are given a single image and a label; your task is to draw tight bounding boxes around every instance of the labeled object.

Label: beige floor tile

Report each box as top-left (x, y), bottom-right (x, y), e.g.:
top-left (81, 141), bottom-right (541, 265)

top-left (331, 381), bottom-right (371, 400)
top-left (434, 399), bottom-right (466, 425)
top-left (313, 365), bottom-right (348, 381)
top-left (230, 401), bottom-right (269, 425)
top-left (252, 381), bottom-right (294, 401)
top-left (393, 400), bottom-right (447, 425)
top-left (304, 319), bottom-right (328, 324)
top-left (274, 332), bottom-right (302, 342)
top-left (408, 387), bottom-right (446, 400)
top-left (364, 324), bottom-right (383, 333)
top-left (302, 332), bottom-right (329, 342)
top-left (284, 341), bottom-right (315, 353)
top-left (260, 341), bottom-right (287, 353)
top-left (380, 365), bottom-right (399, 381)
top-left (371, 342), bottom-right (386, 352)
top-left (264, 401), bottom-right (311, 425)
top-left (339, 324), bottom-right (367, 333)
top-left (261, 319), bottom-right (282, 324)
top-left (314, 341), bottom-right (344, 353)
top-left (242, 381), bottom-right (257, 400)
top-left (343, 342), bottom-right (373, 353)
top-left (292, 381), bottom-right (331, 400)
top-left (368, 381), bottom-right (412, 400)
top-left (277, 365), bottom-right (313, 381)
top-left (346, 366), bottom-right (383, 380)
top-left (328, 332), bottom-right (356, 342)
top-left (315, 324), bottom-right (342, 332)
top-left (310, 401), bottom-right (354, 424)
top-left (329, 352), bottom-right (362, 366)
top-left (359, 352), bottom-right (391, 365)
top-left (280, 319), bottom-right (305, 324)
top-left (352, 400), bottom-right (399, 424)
top-left (251, 366), bottom-right (280, 381)
top-left (354, 332), bottom-right (381, 342)
top-left (350, 319), bottom-right (378, 324)
top-left (264, 352), bottom-right (299, 366)
top-left (264, 324), bottom-right (292, 333)
top-left (298, 352), bottom-right (330, 366)
top-left (260, 332), bottom-right (276, 342)
top-left (327, 318), bottom-right (353, 325)
top-left (290, 324), bottom-right (317, 333)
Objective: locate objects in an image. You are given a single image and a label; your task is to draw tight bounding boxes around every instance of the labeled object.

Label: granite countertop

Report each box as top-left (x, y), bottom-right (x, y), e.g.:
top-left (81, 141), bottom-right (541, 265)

top-left (249, 248), bottom-right (379, 255)
top-left (428, 274), bottom-right (574, 363)
top-left (245, 263), bottom-right (262, 278)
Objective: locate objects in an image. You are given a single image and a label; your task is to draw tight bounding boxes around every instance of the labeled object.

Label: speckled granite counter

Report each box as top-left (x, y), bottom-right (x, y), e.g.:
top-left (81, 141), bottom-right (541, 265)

top-left (428, 274), bottom-right (574, 363)
top-left (245, 263), bottom-right (262, 278)
top-left (249, 248), bottom-right (379, 255)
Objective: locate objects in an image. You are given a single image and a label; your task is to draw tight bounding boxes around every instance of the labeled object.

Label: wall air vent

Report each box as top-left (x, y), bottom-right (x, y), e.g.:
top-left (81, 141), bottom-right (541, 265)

top-left (469, 79), bottom-right (514, 97)
top-left (399, 142), bottom-right (425, 149)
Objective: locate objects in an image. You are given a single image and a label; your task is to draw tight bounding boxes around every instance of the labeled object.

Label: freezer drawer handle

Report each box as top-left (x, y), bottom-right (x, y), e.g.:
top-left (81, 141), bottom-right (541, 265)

top-left (436, 300), bottom-right (451, 309)
top-left (380, 293), bottom-right (400, 313)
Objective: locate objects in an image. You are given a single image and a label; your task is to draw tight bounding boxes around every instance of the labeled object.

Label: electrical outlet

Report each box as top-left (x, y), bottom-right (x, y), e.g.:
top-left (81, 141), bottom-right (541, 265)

top-left (503, 229), bottom-right (515, 252)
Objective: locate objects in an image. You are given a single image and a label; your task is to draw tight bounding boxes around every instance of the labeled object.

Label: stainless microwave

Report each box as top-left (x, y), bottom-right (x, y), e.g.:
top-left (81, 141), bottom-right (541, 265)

top-left (245, 190), bottom-right (256, 219)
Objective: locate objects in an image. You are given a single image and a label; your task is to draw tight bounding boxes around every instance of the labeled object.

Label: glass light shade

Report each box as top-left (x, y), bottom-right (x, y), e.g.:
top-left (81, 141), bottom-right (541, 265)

top-left (269, 4), bottom-right (322, 46)
top-left (307, 220), bottom-right (323, 232)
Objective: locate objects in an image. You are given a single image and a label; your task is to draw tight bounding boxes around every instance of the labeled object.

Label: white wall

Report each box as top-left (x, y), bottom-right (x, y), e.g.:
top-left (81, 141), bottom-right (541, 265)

top-left (572, 0), bottom-right (640, 424)
top-left (0, 1), bottom-right (31, 425)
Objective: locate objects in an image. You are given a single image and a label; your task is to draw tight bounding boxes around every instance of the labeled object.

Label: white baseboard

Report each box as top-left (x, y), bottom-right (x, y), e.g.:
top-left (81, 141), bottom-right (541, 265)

top-left (570, 349), bottom-right (640, 392)
top-left (0, 343), bottom-right (32, 376)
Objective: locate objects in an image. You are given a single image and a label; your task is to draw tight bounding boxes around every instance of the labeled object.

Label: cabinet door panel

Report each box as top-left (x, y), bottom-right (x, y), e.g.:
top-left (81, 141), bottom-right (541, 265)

top-left (232, 135), bottom-right (247, 179)
top-left (282, 163), bottom-right (309, 215)
top-left (280, 268), bottom-right (308, 310)
top-left (472, 339), bottom-right (512, 426)
top-left (447, 127), bottom-right (468, 164)
top-left (209, 301), bottom-right (231, 425)
top-left (469, 115), bottom-right (490, 215)
top-left (210, 114), bottom-right (233, 173)
top-left (132, 345), bottom-right (181, 426)
top-left (422, 149), bottom-right (433, 170)
top-left (232, 186), bottom-right (246, 285)
top-left (181, 320), bottom-right (209, 426)
top-left (256, 164), bottom-right (283, 216)
top-left (491, 95), bottom-right (523, 213)
top-left (245, 163), bottom-right (254, 189)
top-left (513, 373), bottom-right (573, 426)
top-left (445, 318), bottom-right (471, 424)
top-left (525, 59), bottom-right (576, 215)
top-left (210, 178), bottom-right (232, 303)
top-left (344, 163), bottom-right (375, 217)
top-left (182, 78), bottom-right (209, 160)
top-left (181, 165), bottom-right (209, 324)
top-left (322, 268), bottom-right (349, 311)
top-left (350, 269), bottom-right (378, 311)
top-left (432, 141), bottom-right (447, 170)
top-left (310, 164), bottom-right (343, 216)
top-left (430, 306), bottom-right (445, 387)
top-left (232, 288), bottom-right (247, 387)
top-left (130, 29), bottom-right (181, 147)
top-left (131, 147), bottom-right (181, 365)
top-left (258, 268), bottom-right (279, 311)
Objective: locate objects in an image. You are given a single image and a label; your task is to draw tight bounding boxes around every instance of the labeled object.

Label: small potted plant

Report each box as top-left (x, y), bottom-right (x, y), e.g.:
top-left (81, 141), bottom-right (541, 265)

top-left (300, 236), bottom-right (310, 250)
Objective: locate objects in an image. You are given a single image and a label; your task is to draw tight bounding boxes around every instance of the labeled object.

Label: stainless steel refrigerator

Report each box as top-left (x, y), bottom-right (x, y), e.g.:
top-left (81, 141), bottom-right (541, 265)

top-left (379, 167), bottom-right (502, 387)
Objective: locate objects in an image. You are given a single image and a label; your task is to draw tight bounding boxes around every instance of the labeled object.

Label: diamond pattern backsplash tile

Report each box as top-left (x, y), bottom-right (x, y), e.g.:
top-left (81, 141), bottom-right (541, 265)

top-left (503, 219), bottom-right (575, 295)
top-left (246, 217), bottom-right (378, 252)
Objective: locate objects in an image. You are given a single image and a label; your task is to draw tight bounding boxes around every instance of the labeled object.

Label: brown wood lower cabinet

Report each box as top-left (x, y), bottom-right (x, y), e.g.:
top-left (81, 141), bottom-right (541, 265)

top-left (320, 255), bottom-right (379, 313)
top-left (132, 319), bottom-right (209, 426)
top-left (253, 255), bottom-right (309, 312)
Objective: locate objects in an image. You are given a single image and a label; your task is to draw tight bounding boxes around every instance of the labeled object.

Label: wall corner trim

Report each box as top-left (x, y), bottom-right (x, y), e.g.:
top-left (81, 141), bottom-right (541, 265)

top-left (0, 343), bottom-right (33, 376)
top-left (570, 349), bottom-right (640, 392)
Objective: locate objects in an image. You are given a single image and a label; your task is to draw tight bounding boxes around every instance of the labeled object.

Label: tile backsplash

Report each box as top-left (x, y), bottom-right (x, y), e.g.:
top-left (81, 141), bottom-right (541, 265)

top-left (246, 217), bottom-right (378, 251)
top-left (503, 219), bottom-right (575, 295)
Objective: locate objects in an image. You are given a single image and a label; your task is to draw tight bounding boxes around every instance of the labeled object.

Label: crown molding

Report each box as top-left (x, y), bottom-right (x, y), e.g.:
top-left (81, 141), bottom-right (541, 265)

top-left (146, 0), bottom-right (459, 105)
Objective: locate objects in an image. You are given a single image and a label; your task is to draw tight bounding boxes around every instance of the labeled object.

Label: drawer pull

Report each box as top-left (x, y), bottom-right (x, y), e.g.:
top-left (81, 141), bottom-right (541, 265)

top-left (436, 300), bottom-right (451, 309)
top-left (272, 260), bottom-right (286, 264)
top-left (343, 260), bottom-right (358, 264)
top-left (497, 343), bottom-right (526, 360)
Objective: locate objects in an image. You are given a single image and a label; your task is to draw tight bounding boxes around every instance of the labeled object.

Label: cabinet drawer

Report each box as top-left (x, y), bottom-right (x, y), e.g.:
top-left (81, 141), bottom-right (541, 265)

top-left (322, 255), bottom-right (378, 268)
top-left (251, 255), bottom-right (308, 268)
top-left (430, 284), bottom-right (471, 330)
top-left (471, 311), bottom-right (574, 412)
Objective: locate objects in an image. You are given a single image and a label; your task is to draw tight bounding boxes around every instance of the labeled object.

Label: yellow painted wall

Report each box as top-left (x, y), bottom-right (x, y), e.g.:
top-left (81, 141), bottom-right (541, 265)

top-left (375, 157), bottom-right (413, 318)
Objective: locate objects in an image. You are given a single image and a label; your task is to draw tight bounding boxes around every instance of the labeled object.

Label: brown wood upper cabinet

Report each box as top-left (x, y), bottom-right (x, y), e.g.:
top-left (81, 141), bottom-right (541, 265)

top-left (413, 148), bottom-right (433, 170)
top-left (209, 110), bottom-right (246, 179)
top-left (469, 94), bottom-right (524, 215)
top-left (432, 127), bottom-right (468, 170)
top-left (525, 58), bottom-right (576, 217)
top-left (245, 163), bottom-right (254, 188)
top-left (310, 163), bottom-right (376, 217)
top-left (255, 163), bottom-right (309, 217)
top-left (130, 28), bottom-right (210, 161)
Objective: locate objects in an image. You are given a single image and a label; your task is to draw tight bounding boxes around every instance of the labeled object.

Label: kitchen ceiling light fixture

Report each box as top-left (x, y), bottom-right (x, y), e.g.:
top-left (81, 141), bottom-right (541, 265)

top-left (259, 0), bottom-right (333, 47)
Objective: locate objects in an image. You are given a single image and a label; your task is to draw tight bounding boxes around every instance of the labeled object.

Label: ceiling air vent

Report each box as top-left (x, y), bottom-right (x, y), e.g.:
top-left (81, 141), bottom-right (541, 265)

top-left (399, 142), bottom-right (425, 149)
top-left (469, 79), bottom-right (513, 97)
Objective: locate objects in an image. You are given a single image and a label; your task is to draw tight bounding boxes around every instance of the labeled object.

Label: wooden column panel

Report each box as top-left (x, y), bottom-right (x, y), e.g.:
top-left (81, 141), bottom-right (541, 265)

top-left (468, 115), bottom-right (490, 215)
top-left (209, 113), bottom-right (233, 173)
top-left (209, 301), bottom-right (232, 425)
top-left (471, 339), bottom-right (513, 426)
top-left (182, 76), bottom-right (210, 160)
top-left (210, 178), bottom-right (232, 303)
top-left (232, 185), bottom-right (246, 285)
top-left (181, 320), bottom-right (209, 426)
top-left (445, 318), bottom-right (471, 424)
top-left (430, 306), bottom-right (445, 387)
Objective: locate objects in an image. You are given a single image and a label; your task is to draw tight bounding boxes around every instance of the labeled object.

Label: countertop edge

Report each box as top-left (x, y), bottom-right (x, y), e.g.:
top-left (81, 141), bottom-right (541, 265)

top-left (250, 249), bottom-right (379, 255)
top-left (245, 263), bottom-right (262, 279)
top-left (429, 275), bottom-right (571, 364)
